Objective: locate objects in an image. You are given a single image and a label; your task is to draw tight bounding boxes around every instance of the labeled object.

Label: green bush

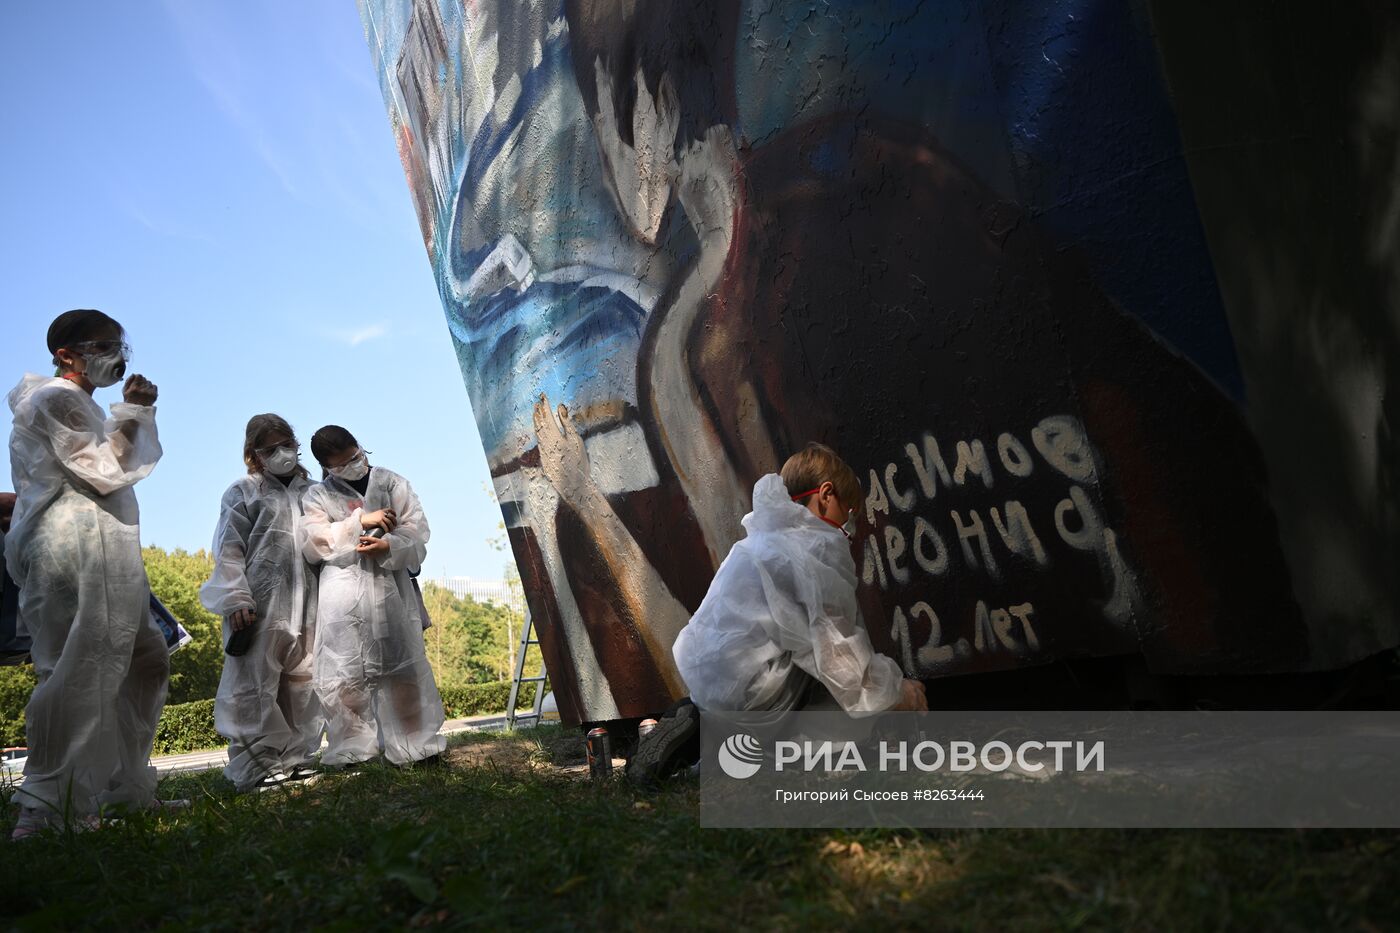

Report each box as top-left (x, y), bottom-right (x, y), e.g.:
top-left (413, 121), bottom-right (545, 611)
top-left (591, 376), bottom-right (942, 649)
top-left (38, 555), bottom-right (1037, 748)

top-left (0, 547), bottom-right (225, 743)
top-left (420, 583), bottom-right (526, 685)
top-left (436, 681), bottom-right (539, 719)
top-left (152, 698), bottom-right (221, 755)
top-left (0, 666), bottom-right (36, 747)
top-left (143, 546), bottom-right (224, 704)
top-left (2, 549), bottom-right (541, 739)
top-left (147, 682), bottom-right (541, 757)
top-left (3, 687), bottom-right (222, 756)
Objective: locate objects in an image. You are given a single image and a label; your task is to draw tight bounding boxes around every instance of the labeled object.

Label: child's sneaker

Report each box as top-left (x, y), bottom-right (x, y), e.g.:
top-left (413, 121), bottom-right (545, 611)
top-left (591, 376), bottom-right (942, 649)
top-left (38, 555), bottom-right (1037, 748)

top-left (150, 798), bottom-right (191, 811)
top-left (627, 698), bottom-right (700, 788)
top-left (283, 765), bottom-right (321, 787)
top-left (252, 770), bottom-right (291, 792)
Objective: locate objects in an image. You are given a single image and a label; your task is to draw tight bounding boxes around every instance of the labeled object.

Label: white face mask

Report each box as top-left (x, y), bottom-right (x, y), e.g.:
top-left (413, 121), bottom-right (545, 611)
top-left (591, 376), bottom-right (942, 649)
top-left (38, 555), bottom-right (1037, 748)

top-left (261, 447), bottom-right (300, 477)
top-left (330, 452), bottom-right (369, 482)
top-left (83, 352), bottom-right (127, 388)
top-left (66, 339), bottom-right (131, 388)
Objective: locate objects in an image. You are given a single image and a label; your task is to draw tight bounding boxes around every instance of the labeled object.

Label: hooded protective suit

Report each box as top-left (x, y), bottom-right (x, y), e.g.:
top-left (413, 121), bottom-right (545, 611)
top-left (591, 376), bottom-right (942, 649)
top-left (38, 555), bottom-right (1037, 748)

top-left (672, 474), bottom-right (904, 715)
top-left (301, 466), bottom-right (444, 766)
top-left (5, 374), bottom-right (167, 819)
top-left (200, 472), bottom-right (324, 789)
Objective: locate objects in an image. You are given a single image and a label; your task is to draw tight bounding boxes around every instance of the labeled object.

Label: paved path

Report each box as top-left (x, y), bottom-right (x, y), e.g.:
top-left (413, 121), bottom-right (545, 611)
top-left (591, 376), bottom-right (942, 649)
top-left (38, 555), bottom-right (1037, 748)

top-left (154, 712), bottom-right (515, 776)
top-left (0, 713), bottom-right (526, 786)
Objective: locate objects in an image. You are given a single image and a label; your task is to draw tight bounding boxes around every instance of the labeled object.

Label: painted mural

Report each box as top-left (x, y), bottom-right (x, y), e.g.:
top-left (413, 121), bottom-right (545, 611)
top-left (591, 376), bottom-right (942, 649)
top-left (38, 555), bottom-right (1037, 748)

top-left (357, 0), bottom-right (1400, 723)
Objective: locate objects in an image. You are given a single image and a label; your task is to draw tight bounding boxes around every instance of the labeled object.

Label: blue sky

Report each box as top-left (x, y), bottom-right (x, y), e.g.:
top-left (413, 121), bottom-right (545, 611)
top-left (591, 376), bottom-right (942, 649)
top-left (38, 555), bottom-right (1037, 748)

top-left (0, 0), bottom-right (505, 580)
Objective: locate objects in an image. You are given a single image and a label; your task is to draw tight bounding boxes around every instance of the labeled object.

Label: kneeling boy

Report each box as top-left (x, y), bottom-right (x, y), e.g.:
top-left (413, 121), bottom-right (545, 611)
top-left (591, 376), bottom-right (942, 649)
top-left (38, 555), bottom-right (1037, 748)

top-left (632, 443), bottom-right (926, 784)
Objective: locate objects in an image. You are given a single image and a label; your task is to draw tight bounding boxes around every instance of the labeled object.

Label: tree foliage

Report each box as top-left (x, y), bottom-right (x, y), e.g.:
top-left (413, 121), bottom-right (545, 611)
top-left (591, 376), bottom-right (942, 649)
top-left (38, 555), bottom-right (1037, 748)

top-left (143, 546), bottom-right (224, 705)
top-left (420, 582), bottom-right (517, 687)
top-left (0, 542), bottom-right (540, 747)
top-left (0, 547), bottom-right (225, 741)
top-left (0, 665), bottom-right (35, 746)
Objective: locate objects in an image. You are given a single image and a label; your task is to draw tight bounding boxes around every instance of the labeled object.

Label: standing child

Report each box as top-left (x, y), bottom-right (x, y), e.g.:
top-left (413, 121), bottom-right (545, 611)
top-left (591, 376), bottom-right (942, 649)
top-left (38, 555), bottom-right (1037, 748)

top-left (200, 414), bottom-right (324, 792)
top-left (302, 425), bottom-right (444, 768)
top-left (6, 310), bottom-right (176, 837)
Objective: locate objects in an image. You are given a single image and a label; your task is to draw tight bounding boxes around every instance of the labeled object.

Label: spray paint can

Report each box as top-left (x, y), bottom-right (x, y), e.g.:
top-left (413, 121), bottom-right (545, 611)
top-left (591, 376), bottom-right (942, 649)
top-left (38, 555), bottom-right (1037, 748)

top-left (586, 727), bottom-right (612, 778)
top-left (638, 719), bottom-right (659, 741)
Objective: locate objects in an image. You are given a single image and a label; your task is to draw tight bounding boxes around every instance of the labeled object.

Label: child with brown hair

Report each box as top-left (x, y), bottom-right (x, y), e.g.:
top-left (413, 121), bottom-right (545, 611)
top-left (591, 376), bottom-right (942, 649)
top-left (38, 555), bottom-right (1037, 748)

top-left (632, 443), bottom-right (926, 784)
top-left (200, 414), bottom-right (324, 792)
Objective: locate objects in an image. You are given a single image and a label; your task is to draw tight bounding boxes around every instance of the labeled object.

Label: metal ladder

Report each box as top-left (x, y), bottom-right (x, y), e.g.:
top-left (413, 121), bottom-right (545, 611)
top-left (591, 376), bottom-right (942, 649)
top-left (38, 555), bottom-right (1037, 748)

top-left (506, 607), bottom-right (547, 728)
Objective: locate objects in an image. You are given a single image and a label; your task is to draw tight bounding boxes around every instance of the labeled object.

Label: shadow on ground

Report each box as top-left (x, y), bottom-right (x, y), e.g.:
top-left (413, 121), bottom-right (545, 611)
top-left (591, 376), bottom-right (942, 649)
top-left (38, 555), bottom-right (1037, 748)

top-left (1, 726), bottom-right (1397, 931)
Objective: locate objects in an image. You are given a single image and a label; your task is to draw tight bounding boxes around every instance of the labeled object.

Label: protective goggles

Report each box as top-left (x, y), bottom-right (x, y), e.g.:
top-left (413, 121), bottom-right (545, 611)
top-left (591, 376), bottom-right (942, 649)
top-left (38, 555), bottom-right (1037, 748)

top-left (69, 339), bottom-right (133, 361)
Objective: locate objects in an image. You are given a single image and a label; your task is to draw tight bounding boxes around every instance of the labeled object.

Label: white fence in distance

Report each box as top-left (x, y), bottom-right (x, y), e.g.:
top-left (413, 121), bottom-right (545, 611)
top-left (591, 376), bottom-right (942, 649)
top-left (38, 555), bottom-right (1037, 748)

top-left (425, 576), bottom-right (525, 612)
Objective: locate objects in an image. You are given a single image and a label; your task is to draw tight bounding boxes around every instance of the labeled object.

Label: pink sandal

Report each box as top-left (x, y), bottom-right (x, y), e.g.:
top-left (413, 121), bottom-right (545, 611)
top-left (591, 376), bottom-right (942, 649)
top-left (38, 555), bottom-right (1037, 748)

top-left (9, 812), bottom-right (101, 841)
top-left (9, 822), bottom-right (41, 842)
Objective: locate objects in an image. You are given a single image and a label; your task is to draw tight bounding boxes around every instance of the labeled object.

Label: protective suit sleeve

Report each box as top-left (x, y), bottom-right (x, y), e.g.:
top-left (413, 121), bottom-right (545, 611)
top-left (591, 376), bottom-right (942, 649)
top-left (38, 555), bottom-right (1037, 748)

top-left (754, 549), bottom-right (903, 716)
top-left (199, 484), bottom-right (257, 616)
top-left (301, 486), bottom-right (363, 564)
top-left (801, 611), bottom-right (905, 716)
top-left (20, 389), bottom-right (161, 497)
top-left (380, 477), bottom-right (429, 573)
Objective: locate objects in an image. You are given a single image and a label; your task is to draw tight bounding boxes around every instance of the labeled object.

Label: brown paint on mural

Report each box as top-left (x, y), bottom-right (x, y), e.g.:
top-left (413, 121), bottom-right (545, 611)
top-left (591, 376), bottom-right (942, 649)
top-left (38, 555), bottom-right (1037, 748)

top-left (507, 525), bottom-right (584, 724)
top-left (605, 484), bottom-right (713, 614)
top-left (554, 502), bottom-right (679, 715)
top-left (689, 111), bottom-right (1308, 676)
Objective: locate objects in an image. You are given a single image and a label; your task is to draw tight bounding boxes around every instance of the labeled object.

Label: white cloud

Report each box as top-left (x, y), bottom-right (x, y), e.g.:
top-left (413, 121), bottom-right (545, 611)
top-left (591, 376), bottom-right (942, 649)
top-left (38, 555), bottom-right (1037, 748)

top-left (158, 0), bottom-right (394, 224)
top-left (327, 323), bottom-right (390, 346)
top-left (109, 189), bottom-right (214, 243)
top-left (160, 0), bottom-right (307, 200)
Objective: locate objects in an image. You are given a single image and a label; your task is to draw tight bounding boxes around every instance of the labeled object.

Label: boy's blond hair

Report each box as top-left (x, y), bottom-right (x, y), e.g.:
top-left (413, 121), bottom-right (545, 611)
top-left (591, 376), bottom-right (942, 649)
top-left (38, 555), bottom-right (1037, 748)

top-left (780, 443), bottom-right (863, 508)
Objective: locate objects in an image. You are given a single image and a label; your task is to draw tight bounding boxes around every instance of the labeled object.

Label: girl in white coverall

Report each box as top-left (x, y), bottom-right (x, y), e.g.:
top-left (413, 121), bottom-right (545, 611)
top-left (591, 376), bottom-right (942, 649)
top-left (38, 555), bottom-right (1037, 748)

top-left (200, 414), bottom-right (324, 791)
top-left (302, 425), bottom-right (444, 767)
top-left (6, 310), bottom-right (174, 838)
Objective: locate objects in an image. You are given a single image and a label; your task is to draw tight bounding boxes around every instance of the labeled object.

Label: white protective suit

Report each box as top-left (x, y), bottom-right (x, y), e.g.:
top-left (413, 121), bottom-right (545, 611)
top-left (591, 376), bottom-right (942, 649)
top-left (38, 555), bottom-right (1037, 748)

top-left (5, 374), bottom-right (168, 819)
top-left (672, 474), bottom-right (904, 715)
top-left (301, 467), bottom-right (444, 766)
top-left (200, 472), bottom-right (324, 789)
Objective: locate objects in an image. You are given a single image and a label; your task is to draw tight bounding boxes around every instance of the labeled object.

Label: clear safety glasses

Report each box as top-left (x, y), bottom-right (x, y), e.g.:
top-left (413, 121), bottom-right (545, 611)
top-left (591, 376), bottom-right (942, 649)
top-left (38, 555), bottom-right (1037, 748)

top-left (70, 339), bottom-right (133, 361)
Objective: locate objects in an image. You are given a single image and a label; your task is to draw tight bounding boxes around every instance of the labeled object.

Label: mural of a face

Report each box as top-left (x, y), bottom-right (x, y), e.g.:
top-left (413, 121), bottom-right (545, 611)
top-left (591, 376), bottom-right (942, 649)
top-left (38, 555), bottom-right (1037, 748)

top-left (358, 0), bottom-right (1400, 722)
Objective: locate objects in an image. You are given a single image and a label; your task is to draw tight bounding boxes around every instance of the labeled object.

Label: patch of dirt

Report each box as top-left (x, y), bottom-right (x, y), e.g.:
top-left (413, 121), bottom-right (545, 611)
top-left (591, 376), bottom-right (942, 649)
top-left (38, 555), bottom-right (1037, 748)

top-left (535, 727), bottom-right (591, 767)
top-left (447, 739), bottom-right (541, 773)
top-left (446, 728), bottom-right (597, 777)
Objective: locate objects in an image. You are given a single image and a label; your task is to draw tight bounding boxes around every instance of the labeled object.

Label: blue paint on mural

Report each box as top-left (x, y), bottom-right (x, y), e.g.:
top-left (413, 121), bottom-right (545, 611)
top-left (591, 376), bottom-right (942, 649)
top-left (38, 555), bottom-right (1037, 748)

top-left (358, 0), bottom-right (1399, 721)
top-left (733, 0), bottom-right (1245, 398)
top-left (444, 279), bottom-right (646, 456)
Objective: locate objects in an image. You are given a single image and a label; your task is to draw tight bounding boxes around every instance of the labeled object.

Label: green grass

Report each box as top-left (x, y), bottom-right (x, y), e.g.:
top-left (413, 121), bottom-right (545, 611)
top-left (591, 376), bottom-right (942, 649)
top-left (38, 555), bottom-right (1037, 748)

top-left (2, 726), bottom-right (1398, 931)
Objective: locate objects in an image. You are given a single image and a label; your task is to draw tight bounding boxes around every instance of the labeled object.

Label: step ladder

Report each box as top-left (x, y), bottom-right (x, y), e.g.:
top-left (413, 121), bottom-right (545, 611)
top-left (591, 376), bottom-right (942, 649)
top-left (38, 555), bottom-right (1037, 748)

top-left (506, 607), bottom-right (547, 728)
